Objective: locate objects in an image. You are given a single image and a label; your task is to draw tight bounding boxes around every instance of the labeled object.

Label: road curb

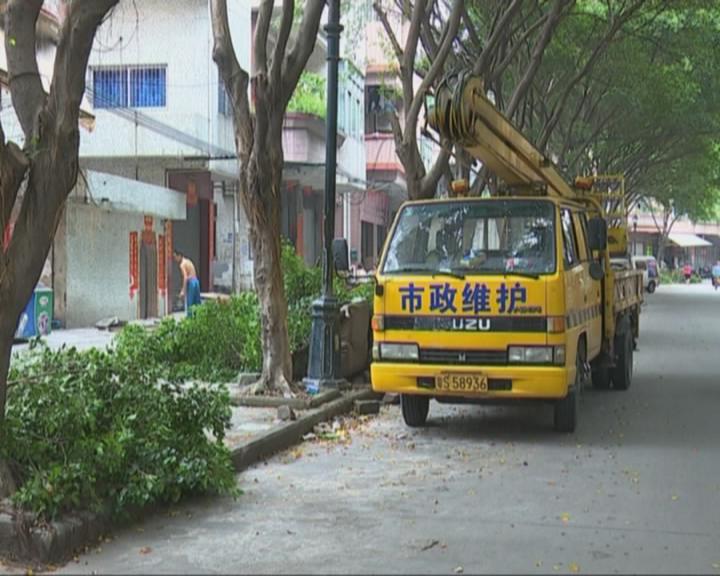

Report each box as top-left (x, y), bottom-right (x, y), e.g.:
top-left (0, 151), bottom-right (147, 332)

top-left (230, 389), bottom-right (341, 409)
top-left (0, 388), bottom-right (377, 565)
top-left (231, 388), bottom-right (377, 472)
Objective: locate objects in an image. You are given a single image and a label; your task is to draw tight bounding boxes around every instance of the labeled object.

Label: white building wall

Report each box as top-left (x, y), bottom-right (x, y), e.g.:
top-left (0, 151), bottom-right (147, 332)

top-left (81, 0), bottom-right (250, 159)
top-left (63, 204), bottom-right (168, 328)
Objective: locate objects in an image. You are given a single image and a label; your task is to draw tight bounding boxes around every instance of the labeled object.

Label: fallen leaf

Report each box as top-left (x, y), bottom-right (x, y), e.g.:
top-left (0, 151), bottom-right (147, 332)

top-left (454, 566), bottom-right (464, 574)
top-left (139, 546), bottom-right (152, 555)
top-left (536, 561), bottom-right (542, 568)
top-left (712, 563), bottom-right (720, 570)
top-left (671, 495), bottom-right (679, 501)
top-left (561, 513), bottom-right (570, 524)
top-left (569, 562), bottom-right (580, 573)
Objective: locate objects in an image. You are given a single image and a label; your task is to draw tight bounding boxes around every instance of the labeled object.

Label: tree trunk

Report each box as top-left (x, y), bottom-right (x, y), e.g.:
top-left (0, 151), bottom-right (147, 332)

top-left (657, 234), bottom-right (668, 269)
top-left (247, 213), bottom-right (293, 397)
top-left (0, 324), bottom-right (14, 421)
top-left (238, 140), bottom-right (293, 397)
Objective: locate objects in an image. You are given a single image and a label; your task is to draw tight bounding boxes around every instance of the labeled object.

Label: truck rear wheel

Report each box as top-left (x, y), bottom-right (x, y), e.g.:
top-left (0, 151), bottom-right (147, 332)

top-left (612, 329), bottom-right (633, 391)
top-left (401, 395), bottom-right (429, 427)
top-left (591, 363), bottom-right (611, 390)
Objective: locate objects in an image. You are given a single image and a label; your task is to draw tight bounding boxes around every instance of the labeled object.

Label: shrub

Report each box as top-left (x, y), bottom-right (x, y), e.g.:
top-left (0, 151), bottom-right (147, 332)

top-left (660, 269), bottom-right (683, 284)
top-left (113, 291), bottom-right (262, 383)
top-left (287, 72), bottom-right (327, 119)
top-left (1, 342), bottom-right (237, 521)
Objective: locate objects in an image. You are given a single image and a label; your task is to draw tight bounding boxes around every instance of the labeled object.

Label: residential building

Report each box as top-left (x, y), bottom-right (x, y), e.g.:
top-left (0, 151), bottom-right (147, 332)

top-left (73, 0), bottom-right (255, 327)
top-left (629, 211), bottom-right (720, 269)
top-left (359, 1), bottom-right (437, 270)
top-left (3, 0), bottom-right (257, 328)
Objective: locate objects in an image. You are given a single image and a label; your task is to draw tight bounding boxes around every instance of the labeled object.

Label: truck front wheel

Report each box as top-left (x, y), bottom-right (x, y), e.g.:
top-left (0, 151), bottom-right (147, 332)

top-left (401, 395), bottom-right (429, 427)
top-left (554, 345), bottom-right (583, 433)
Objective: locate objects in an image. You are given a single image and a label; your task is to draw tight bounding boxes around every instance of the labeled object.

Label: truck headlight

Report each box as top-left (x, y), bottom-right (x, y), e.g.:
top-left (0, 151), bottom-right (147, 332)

top-left (508, 346), bottom-right (564, 365)
top-left (378, 343), bottom-right (419, 361)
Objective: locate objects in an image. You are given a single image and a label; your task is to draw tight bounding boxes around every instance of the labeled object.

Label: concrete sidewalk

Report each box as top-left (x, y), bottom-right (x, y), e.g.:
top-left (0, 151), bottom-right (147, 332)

top-left (11, 313), bottom-right (187, 356)
top-left (12, 327), bottom-right (117, 354)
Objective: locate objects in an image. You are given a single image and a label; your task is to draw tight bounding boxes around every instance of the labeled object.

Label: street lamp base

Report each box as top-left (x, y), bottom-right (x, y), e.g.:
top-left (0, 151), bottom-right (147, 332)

top-left (304, 295), bottom-right (348, 393)
top-left (303, 377), bottom-right (349, 395)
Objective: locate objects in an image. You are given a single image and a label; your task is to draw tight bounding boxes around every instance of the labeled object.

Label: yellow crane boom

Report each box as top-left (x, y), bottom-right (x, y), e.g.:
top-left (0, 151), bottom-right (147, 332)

top-left (427, 72), bottom-right (577, 199)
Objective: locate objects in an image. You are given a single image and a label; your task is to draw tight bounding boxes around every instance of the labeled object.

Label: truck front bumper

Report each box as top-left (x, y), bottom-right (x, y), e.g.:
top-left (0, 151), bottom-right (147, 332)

top-left (371, 362), bottom-right (571, 399)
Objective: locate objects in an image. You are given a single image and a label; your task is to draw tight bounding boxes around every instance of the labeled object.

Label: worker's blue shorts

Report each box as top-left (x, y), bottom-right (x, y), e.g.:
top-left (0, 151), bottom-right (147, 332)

top-left (186, 277), bottom-right (201, 317)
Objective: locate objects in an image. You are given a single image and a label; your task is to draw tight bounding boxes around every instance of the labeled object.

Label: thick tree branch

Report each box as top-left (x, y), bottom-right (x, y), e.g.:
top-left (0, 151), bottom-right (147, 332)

top-left (505, 0), bottom-right (573, 119)
top-left (254, 0), bottom-right (274, 78)
top-left (489, 10), bottom-right (550, 84)
top-left (473, 0), bottom-right (523, 77)
top-left (405, 0), bottom-right (464, 136)
top-left (47, 0), bottom-right (120, 136)
top-left (403, 0), bottom-right (426, 79)
top-left (270, 0), bottom-right (294, 94)
top-left (420, 146), bottom-right (451, 198)
top-left (373, 1), bottom-right (404, 63)
top-left (0, 137), bottom-right (28, 244)
top-left (281, 0), bottom-right (325, 108)
top-left (4, 0), bottom-right (45, 140)
top-left (211, 0), bottom-right (253, 145)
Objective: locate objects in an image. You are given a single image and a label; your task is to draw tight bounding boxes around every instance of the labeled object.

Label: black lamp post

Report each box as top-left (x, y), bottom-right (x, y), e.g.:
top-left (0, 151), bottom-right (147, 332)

top-left (304, 0), bottom-right (345, 393)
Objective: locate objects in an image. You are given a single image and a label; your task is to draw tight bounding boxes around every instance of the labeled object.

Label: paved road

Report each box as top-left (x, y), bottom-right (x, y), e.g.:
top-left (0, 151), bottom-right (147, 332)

top-left (43, 284), bottom-right (720, 574)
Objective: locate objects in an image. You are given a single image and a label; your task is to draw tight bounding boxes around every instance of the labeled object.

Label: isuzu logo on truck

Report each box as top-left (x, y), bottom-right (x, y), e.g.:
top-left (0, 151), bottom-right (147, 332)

top-left (452, 318), bottom-right (491, 331)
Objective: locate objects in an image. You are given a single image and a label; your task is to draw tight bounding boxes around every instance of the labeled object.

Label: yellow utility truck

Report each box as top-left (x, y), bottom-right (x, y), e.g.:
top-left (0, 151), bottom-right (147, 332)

top-left (370, 74), bottom-right (643, 432)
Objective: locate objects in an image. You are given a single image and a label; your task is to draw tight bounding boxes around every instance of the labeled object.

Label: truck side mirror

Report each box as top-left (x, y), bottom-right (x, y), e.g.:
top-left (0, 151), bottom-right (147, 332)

top-left (587, 217), bottom-right (608, 252)
top-left (332, 238), bottom-right (349, 273)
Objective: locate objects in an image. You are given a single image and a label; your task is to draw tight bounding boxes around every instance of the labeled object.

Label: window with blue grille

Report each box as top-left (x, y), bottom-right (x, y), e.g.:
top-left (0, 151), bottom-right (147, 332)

top-left (93, 68), bottom-right (128, 108)
top-left (92, 66), bottom-right (166, 109)
top-left (130, 67), bottom-right (166, 107)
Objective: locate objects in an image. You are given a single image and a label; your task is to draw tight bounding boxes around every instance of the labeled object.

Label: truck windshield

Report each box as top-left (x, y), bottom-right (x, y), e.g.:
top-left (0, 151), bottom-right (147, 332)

top-left (382, 200), bottom-right (556, 276)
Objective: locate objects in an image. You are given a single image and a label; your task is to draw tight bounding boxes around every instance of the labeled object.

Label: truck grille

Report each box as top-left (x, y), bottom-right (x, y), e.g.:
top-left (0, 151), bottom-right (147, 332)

top-left (418, 348), bottom-right (507, 366)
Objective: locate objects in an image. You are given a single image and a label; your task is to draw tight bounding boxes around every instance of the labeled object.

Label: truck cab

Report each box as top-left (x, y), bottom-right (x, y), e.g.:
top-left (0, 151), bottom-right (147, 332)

top-left (371, 195), bottom-right (611, 432)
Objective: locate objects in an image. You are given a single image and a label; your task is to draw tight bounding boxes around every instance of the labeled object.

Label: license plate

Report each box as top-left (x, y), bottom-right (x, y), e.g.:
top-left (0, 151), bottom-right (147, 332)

top-left (435, 373), bottom-right (488, 393)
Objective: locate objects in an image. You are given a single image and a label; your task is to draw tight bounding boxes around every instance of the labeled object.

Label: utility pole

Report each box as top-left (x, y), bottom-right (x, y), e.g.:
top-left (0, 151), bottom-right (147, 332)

top-left (304, 0), bottom-right (345, 393)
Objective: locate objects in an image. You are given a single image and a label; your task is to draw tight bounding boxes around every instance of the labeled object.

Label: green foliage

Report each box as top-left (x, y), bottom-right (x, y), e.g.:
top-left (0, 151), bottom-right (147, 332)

top-left (659, 269), bottom-right (704, 284)
top-left (1, 343), bottom-right (237, 521)
top-left (660, 269), bottom-right (683, 284)
top-left (287, 72), bottom-right (327, 119)
top-left (114, 292), bottom-right (262, 383)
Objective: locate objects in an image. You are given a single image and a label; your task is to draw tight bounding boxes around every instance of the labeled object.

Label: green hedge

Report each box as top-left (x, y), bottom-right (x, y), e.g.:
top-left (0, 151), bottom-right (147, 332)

top-left (660, 269), bottom-right (703, 284)
top-left (2, 343), bottom-right (237, 521)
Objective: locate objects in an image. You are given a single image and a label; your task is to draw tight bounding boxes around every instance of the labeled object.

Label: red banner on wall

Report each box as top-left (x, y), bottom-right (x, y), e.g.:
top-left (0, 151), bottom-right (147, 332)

top-left (158, 234), bottom-right (166, 293)
top-left (187, 181), bottom-right (198, 206)
top-left (165, 220), bottom-right (173, 260)
top-left (129, 231), bottom-right (139, 299)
